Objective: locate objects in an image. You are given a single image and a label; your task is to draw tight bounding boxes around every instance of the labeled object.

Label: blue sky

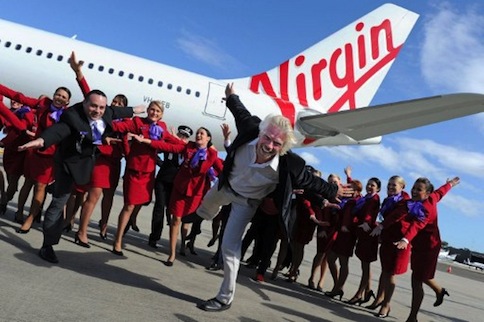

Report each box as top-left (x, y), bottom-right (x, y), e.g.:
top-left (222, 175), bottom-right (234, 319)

top-left (1, 1), bottom-right (483, 252)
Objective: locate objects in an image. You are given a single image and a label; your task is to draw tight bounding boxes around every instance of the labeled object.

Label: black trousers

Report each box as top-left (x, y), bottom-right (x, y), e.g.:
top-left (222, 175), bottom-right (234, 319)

top-left (149, 179), bottom-right (173, 242)
top-left (43, 161), bottom-right (74, 246)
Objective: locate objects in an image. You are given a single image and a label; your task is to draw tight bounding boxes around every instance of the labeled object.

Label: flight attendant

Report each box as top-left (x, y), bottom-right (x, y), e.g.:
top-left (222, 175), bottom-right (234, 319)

top-left (111, 100), bottom-right (185, 256)
top-left (395, 176), bottom-right (460, 322)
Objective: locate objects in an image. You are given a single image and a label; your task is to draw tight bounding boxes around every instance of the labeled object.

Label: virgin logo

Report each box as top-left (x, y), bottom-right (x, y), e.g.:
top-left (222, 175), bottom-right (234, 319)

top-left (249, 19), bottom-right (402, 126)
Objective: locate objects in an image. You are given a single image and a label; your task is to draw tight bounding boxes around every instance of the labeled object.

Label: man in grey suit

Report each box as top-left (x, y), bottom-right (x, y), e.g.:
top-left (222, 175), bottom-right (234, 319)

top-left (19, 89), bottom-right (142, 263)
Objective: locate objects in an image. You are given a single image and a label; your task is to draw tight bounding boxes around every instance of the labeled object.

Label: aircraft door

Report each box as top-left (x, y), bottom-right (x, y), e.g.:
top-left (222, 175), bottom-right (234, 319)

top-left (204, 82), bottom-right (227, 119)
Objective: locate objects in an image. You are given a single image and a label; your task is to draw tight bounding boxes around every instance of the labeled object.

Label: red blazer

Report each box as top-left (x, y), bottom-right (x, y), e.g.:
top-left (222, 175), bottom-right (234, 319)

top-left (0, 84), bottom-right (65, 156)
top-left (0, 100), bottom-right (35, 148)
top-left (379, 191), bottom-right (411, 242)
top-left (355, 193), bottom-right (381, 227)
top-left (172, 142), bottom-right (223, 197)
top-left (113, 117), bottom-right (183, 173)
top-left (403, 183), bottom-right (452, 251)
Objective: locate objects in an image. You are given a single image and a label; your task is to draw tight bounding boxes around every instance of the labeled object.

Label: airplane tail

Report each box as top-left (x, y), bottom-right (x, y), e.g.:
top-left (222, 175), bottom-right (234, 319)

top-left (230, 3), bottom-right (419, 118)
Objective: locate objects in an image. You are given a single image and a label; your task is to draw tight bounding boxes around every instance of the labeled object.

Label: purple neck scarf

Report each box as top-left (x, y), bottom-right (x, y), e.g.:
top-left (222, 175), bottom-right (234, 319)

top-left (49, 104), bottom-right (64, 123)
top-left (13, 106), bottom-right (31, 119)
top-left (190, 148), bottom-right (207, 168)
top-left (149, 123), bottom-right (163, 140)
top-left (352, 193), bottom-right (373, 213)
top-left (376, 192), bottom-right (403, 222)
top-left (407, 200), bottom-right (426, 222)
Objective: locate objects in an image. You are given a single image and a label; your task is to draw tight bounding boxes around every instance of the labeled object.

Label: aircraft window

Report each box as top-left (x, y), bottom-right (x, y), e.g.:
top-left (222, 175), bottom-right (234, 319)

top-left (128, 73), bottom-right (134, 79)
top-left (57, 55), bottom-right (63, 61)
top-left (138, 76), bottom-right (144, 82)
top-left (119, 71), bottom-right (124, 77)
top-left (195, 91), bottom-right (200, 97)
top-left (186, 89), bottom-right (191, 95)
top-left (47, 52), bottom-right (53, 58)
top-left (157, 81), bottom-right (163, 87)
top-left (98, 66), bottom-right (104, 72)
top-left (26, 47), bottom-right (32, 53)
top-left (88, 63), bottom-right (94, 69)
top-left (148, 78), bottom-right (153, 85)
top-left (167, 84), bottom-right (173, 90)
top-left (5, 41), bottom-right (11, 48)
top-left (15, 44), bottom-right (21, 50)
top-left (36, 49), bottom-right (42, 56)
top-left (176, 86), bottom-right (182, 92)
top-left (108, 68), bottom-right (114, 74)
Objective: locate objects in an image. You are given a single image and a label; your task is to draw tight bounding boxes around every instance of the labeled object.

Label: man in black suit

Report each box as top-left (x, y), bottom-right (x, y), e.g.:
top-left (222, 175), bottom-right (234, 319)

top-left (19, 89), bottom-right (142, 263)
top-left (185, 83), bottom-right (351, 312)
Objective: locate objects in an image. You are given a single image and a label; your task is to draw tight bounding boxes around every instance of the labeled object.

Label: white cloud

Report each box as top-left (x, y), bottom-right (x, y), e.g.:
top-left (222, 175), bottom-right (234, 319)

top-left (176, 29), bottom-right (244, 72)
top-left (441, 193), bottom-right (482, 218)
top-left (420, 3), bottom-right (484, 93)
top-left (299, 151), bottom-right (321, 166)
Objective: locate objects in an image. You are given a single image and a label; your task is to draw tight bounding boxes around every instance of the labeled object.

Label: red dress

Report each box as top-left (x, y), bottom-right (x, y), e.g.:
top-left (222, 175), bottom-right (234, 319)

top-left (315, 205), bottom-right (340, 254)
top-left (292, 195), bottom-right (317, 245)
top-left (168, 143), bottom-right (223, 218)
top-left (0, 84), bottom-right (63, 184)
top-left (379, 191), bottom-right (411, 275)
top-left (404, 183), bottom-right (452, 281)
top-left (113, 117), bottom-right (184, 205)
top-left (331, 197), bottom-right (359, 257)
top-left (0, 101), bottom-right (35, 176)
top-left (354, 193), bottom-right (381, 262)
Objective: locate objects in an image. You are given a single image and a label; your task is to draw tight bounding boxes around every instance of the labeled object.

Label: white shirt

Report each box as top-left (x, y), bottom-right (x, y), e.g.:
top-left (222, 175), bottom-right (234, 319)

top-left (228, 139), bottom-right (279, 199)
top-left (89, 119), bottom-right (106, 145)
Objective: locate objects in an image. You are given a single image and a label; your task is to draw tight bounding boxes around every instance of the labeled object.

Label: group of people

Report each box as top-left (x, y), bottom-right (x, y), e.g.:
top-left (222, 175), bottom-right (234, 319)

top-left (0, 55), bottom-right (460, 321)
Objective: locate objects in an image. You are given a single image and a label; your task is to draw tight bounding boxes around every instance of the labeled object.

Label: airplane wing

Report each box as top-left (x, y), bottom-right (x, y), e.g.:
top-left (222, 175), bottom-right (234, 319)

top-left (298, 93), bottom-right (484, 141)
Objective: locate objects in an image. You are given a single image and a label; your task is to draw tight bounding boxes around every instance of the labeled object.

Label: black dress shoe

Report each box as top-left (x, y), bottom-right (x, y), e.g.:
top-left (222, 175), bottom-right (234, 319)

top-left (148, 240), bottom-right (158, 249)
top-left (197, 298), bottom-right (231, 312)
top-left (163, 260), bottom-right (174, 267)
top-left (206, 262), bottom-right (222, 271)
top-left (39, 245), bottom-right (59, 263)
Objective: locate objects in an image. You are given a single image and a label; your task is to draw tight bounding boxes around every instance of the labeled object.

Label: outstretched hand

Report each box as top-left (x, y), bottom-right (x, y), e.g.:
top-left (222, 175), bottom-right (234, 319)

top-left (225, 83), bottom-right (235, 99)
top-left (18, 138), bottom-right (44, 151)
top-left (337, 183), bottom-right (354, 199)
top-left (447, 177), bottom-right (460, 187)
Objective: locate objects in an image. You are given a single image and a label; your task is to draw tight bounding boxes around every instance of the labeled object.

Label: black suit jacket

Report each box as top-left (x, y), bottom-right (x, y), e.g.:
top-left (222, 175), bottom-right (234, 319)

top-left (219, 95), bottom-right (338, 237)
top-left (41, 102), bottom-right (134, 185)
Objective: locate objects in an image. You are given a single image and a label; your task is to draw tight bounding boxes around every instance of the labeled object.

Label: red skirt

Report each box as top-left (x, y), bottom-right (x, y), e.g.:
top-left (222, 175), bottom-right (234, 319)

top-left (379, 241), bottom-right (411, 275)
top-left (411, 246), bottom-right (439, 281)
top-left (123, 169), bottom-right (154, 205)
top-left (331, 228), bottom-right (357, 257)
top-left (355, 231), bottom-right (379, 262)
top-left (25, 152), bottom-right (55, 184)
top-left (3, 147), bottom-right (27, 176)
top-left (316, 229), bottom-right (338, 254)
top-left (169, 189), bottom-right (204, 218)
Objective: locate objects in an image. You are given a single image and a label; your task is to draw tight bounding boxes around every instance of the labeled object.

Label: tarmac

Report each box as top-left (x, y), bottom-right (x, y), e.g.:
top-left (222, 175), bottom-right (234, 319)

top-left (1, 181), bottom-right (484, 322)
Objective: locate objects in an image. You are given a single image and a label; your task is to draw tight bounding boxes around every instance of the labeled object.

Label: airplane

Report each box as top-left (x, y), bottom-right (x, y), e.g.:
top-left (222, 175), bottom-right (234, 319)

top-left (0, 3), bottom-right (483, 150)
top-left (464, 258), bottom-right (484, 271)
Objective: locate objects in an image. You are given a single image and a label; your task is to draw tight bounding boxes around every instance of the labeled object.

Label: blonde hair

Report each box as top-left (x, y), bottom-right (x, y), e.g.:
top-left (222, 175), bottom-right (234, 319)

top-left (259, 114), bottom-right (296, 155)
top-left (389, 175), bottom-right (406, 189)
top-left (149, 100), bottom-right (165, 112)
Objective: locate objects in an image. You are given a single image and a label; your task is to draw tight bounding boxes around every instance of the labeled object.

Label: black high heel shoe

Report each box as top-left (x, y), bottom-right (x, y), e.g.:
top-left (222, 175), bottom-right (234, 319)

top-left (74, 233), bottom-right (91, 248)
top-left (361, 290), bottom-right (375, 305)
top-left (375, 308), bottom-right (391, 318)
top-left (345, 297), bottom-right (363, 305)
top-left (366, 301), bottom-right (383, 310)
top-left (324, 289), bottom-right (344, 300)
top-left (99, 232), bottom-right (108, 240)
top-left (433, 288), bottom-right (449, 307)
top-left (14, 212), bottom-right (24, 224)
top-left (16, 228), bottom-right (30, 234)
